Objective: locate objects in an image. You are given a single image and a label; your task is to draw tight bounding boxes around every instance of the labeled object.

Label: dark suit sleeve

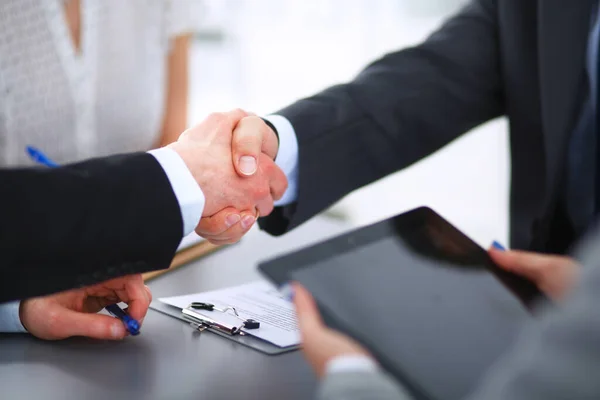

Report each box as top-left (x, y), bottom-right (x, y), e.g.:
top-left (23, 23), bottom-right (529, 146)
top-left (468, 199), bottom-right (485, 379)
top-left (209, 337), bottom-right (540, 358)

top-left (260, 0), bottom-right (503, 235)
top-left (0, 153), bottom-right (183, 303)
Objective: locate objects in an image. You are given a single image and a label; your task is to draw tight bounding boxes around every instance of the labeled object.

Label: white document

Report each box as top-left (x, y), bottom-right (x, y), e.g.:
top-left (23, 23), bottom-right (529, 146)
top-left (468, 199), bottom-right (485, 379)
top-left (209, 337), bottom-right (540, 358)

top-left (159, 280), bottom-right (300, 348)
top-left (176, 232), bottom-right (205, 251)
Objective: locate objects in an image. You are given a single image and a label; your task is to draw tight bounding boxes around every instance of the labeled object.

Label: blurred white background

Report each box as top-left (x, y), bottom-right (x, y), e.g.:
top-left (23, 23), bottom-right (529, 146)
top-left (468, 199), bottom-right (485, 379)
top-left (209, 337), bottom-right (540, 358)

top-left (188, 0), bottom-right (509, 247)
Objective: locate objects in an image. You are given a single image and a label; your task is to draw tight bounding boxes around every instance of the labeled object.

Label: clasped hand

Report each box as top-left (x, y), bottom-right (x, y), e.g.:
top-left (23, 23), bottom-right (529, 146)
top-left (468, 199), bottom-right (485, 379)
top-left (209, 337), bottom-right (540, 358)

top-left (20, 109), bottom-right (284, 340)
top-left (169, 109), bottom-right (286, 244)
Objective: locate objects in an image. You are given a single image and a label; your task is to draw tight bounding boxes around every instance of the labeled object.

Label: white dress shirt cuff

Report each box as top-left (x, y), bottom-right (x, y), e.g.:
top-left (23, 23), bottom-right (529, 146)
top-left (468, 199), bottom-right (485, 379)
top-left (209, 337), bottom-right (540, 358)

top-left (0, 301), bottom-right (26, 333)
top-left (148, 148), bottom-right (205, 236)
top-left (325, 354), bottom-right (379, 375)
top-left (264, 115), bottom-right (299, 206)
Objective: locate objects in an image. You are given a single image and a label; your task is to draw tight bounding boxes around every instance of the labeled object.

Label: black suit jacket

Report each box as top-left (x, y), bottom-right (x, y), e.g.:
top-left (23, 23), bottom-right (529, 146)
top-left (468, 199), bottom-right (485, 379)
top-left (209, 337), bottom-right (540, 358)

top-left (260, 0), bottom-right (596, 254)
top-left (0, 153), bottom-right (183, 303)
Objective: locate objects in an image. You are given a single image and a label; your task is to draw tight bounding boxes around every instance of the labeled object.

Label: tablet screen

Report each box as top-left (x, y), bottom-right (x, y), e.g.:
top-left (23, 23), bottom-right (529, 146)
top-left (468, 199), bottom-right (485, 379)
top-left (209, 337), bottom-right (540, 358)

top-left (259, 207), bottom-right (543, 400)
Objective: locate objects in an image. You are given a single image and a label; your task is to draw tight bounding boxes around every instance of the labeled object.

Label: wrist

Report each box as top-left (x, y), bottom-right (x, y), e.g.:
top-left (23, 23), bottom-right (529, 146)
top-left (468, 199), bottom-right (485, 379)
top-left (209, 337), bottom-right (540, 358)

top-left (148, 146), bottom-right (206, 236)
top-left (262, 115), bottom-right (298, 182)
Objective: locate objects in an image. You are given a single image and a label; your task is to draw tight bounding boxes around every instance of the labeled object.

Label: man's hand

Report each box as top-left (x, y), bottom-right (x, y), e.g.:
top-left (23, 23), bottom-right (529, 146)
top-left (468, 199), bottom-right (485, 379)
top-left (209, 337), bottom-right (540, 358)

top-left (489, 245), bottom-right (581, 301)
top-left (230, 116), bottom-right (279, 176)
top-left (293, 283), bottom-right (373, 377)
top-left (19, 274), bottom-right (151, 340)
top-left (195, 115), bottom-right (285, 244)
top-left (168, 110), bottom-right (287, 219)
top-left (195, 206), bottom-right (259, 245)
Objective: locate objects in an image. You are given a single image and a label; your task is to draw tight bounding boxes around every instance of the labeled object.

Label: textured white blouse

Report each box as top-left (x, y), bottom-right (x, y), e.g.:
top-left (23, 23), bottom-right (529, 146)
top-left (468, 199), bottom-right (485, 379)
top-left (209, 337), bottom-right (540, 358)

top-left (0, 0), bottom-right (198, 166)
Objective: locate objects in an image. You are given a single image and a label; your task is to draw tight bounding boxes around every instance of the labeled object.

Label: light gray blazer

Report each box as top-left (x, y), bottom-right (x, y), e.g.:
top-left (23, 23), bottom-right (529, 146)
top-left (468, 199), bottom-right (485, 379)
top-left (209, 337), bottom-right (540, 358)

top-left (318, 229), bottom-right (600, 400)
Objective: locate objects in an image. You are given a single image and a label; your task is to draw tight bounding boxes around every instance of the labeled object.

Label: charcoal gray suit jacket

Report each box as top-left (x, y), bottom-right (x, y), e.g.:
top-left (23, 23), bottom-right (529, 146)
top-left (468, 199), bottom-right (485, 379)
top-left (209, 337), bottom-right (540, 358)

top-left (261, 0), bottom-right (597, 255)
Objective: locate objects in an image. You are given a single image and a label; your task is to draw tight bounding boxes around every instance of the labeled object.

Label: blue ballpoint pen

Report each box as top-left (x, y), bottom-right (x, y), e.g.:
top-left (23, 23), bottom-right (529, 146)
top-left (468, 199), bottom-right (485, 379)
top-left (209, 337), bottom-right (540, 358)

top-left (105, 304), bottom-right (140, 336)
top-left (26, 146), bottom-right (59, 167)
top-left (25, 145), bottom-right (142, 336)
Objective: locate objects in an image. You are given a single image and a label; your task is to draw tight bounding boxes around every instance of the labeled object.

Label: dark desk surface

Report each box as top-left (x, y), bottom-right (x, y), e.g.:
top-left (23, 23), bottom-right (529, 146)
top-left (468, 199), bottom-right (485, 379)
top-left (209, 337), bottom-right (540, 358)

top-left (0, 216), bottom-right (351, 400)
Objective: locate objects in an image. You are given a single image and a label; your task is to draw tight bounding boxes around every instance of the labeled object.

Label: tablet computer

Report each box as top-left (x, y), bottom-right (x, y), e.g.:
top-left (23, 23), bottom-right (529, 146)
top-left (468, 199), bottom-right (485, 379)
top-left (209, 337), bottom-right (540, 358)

top-left (258, 207), bottom-right (544, 400)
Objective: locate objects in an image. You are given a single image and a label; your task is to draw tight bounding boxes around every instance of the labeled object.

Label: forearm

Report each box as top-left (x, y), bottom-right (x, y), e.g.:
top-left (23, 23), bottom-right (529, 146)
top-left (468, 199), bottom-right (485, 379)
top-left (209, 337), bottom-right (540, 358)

top-left (284, 0), bottom-right (501, 149)
top-left (261, 0), bottom-right (502, 234)
top-left (0, 153), bottom-right (185, 302)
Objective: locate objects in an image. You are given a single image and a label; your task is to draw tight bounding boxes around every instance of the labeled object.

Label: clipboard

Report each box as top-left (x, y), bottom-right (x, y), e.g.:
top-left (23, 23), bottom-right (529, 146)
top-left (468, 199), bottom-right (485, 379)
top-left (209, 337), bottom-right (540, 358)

top-left (149, 300), bottom-right (299, 355)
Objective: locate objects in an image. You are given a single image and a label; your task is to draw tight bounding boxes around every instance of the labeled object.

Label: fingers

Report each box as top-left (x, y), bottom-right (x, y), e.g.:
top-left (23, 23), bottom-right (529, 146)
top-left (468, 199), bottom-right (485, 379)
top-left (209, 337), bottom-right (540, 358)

top-left (489, 245), bottom-right (581, 301)
top-left (268, 160), bottom-right (288, 201)
top-left (144, 285), bottom-right (153, 304)
top-left (250, 155), bottom-right (287, 214)
top-left (139, 285), bottom-right (152, 325)
top-left (121, 275), bottom-right (151, 322)
top-left (197, 209), bottom-right (257, 244)
top-left (179, 109), bottom-right (249, 145)
top-left (49, 308), bottom-right (127, 340)
top-left (293, 283), bottom-right (325, 336)
top-left (488, 247), bottom-right (571, 281)
top-left (86, 296), bottom-right (120, 313)
top-left (21, 276), bottom-right (153, 341)
top-left (232, 116), bottom-right (279, 176)
top-left (221, 108), bottom-right (250, 132)
top-left (196, 207), bottom-right (242, 237)
top-left (255, 195), bottom-right (274, 217)
top-left (21, 296), bottom-right (127, 340)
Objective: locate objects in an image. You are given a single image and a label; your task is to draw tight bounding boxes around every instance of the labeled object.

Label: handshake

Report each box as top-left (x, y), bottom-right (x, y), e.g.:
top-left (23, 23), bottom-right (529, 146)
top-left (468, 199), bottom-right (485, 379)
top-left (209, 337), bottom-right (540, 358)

top-left (17, 109), bottom-right (286, 341)
top-left (168, 109), bottom-right (287, 244)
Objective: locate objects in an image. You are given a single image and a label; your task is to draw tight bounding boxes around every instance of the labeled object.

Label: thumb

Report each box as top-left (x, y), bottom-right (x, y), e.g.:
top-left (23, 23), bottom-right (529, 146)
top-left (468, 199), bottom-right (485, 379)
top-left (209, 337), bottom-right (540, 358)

top-left (232, 117), bottom-right (264, 176)
top-left (489, 247), bottom-right (562, 281)
top-left (293, 283), bottom-right (324, 335)
top-left (53, 308), bottom-right (127, 340)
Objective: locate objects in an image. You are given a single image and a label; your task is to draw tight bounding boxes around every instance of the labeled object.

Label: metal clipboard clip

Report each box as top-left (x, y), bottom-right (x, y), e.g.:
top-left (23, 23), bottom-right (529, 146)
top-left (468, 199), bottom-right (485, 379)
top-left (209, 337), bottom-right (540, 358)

top-left (182, 307), bottom-right (241, 335)
top-left (181, 302), bottom-right (260, 336)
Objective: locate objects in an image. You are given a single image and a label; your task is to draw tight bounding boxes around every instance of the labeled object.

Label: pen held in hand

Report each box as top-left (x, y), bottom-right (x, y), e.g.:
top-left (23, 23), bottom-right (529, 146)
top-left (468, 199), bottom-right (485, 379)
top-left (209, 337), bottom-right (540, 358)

top-left (105, 304), bottom-right (141, 336)
top-left (25, 145), bottom-right (142, 337)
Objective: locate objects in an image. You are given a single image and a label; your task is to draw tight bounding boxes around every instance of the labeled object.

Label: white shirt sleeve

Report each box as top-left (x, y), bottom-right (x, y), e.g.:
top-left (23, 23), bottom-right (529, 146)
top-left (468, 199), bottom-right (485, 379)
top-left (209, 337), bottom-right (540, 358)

top-left (263, 115), bottom-right (300, 206)
top-left (148, 148), bottom-right (205, 236)
top-left (326, 354), bottom-right (379, 375)
top-left (0, 301), bottom-right (26, 333)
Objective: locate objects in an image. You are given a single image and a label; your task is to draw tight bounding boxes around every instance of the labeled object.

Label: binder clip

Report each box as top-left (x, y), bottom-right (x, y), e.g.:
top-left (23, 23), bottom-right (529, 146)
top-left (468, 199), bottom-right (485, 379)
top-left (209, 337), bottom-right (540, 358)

top-left (190, 302), bottom-right (260, 330)
top-left (182, 302), bottom-right (261, 335)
